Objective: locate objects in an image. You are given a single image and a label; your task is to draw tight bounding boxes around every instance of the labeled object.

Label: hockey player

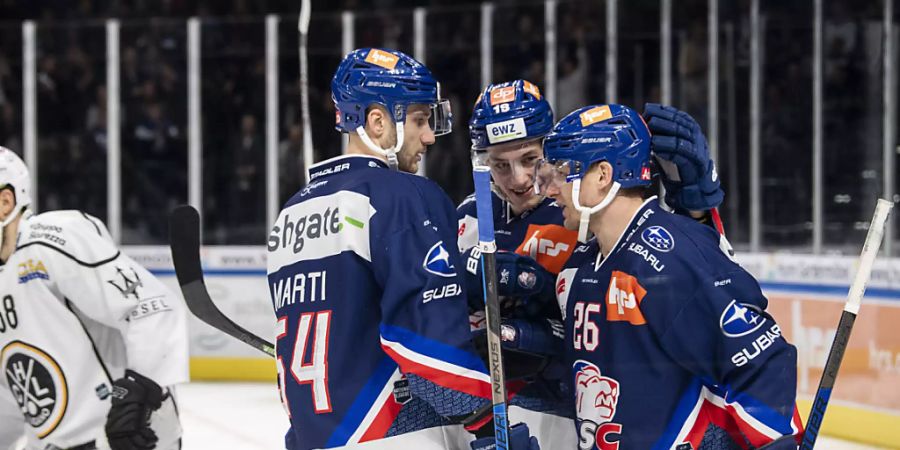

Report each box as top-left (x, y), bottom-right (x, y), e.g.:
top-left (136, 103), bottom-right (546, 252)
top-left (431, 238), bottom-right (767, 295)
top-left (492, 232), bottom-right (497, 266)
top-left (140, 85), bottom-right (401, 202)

top-left (0, 147), bottom-right (189, 449)
top-left (537, 105), bottom-right (803, 449)
top-left (268, 48), bottom-right (537, 450)
top-left (458, 81), bottom-right (726, 448)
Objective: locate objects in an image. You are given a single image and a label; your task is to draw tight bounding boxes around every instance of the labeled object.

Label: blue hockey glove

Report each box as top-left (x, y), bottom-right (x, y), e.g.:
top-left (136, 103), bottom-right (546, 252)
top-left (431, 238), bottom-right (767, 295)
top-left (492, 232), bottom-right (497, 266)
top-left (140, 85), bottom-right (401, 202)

top-left (463, 248), bottom-right (555, 310)
top-left (499, 318), bottom-right (564, 356)
top-left (470, 422), bottom-right (540, 450)
top-left (643, 103), bottom-right (724, 211)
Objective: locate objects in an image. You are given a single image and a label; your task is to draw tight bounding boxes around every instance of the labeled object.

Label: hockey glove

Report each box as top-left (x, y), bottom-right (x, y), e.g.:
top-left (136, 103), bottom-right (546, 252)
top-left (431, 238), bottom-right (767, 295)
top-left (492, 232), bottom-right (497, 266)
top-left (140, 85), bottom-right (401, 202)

top-left (105, 370), bottom-right (164, 450)
top-left (499, 318), bottom-right (564, 356)
top-left (643, 103), bottom-right (724, 211)
top-left (463, 248), bottom-right (555, 313)
top-left (471, 318), bottom-right (561, 380)
top-left (470, 422), bottom-right (541, 450)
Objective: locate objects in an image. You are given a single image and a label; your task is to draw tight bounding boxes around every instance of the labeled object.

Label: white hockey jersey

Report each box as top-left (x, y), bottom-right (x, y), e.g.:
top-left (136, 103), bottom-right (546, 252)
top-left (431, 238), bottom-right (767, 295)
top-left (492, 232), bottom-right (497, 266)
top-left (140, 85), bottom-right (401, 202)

top-left (0, 211), bottom-right (189, 449)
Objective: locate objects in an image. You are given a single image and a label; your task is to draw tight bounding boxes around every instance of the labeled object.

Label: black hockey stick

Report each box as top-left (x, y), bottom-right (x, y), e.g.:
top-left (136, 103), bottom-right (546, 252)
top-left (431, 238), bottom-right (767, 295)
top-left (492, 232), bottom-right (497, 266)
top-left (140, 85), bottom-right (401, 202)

top-left (169, 205), bottom-right (276, 358)
top-left (800, 199), bottom-right (893, 449)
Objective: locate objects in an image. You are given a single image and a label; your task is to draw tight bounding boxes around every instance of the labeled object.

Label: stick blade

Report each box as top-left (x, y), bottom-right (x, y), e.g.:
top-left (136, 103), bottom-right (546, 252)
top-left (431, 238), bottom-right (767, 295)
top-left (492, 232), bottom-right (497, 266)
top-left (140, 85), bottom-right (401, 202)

top-left (168, 205), bottom-right (276, 358)
top-left (169, 205), bottom-right (203, 286)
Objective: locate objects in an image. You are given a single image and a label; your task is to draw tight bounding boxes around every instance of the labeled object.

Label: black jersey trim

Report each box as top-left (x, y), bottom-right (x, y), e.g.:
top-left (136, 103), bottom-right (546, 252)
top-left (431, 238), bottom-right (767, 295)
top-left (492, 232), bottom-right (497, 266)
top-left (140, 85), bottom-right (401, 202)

top-left (16, 241), bottom-right (120, 268)
top-left (63, 298), bottom-right (114, 384)
top-left (80, 211), bottom-right (104, 236)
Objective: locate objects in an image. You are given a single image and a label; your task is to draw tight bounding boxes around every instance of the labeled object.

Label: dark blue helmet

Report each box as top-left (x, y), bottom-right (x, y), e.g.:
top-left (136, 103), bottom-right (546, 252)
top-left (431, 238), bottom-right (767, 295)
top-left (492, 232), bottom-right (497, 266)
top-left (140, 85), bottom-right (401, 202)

top-left (332, 48), bottom-right (451, 136)
top-left (541, 104), bottom-right (652, 189)
top-left (469, 80), bottom-right (553, 150)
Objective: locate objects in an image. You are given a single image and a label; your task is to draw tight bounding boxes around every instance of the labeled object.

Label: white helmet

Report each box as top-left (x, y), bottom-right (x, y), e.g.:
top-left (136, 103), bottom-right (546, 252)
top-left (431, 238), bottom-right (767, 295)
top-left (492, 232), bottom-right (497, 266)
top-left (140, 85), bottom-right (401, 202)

top-left (0, 147), bottom-right (32, 217)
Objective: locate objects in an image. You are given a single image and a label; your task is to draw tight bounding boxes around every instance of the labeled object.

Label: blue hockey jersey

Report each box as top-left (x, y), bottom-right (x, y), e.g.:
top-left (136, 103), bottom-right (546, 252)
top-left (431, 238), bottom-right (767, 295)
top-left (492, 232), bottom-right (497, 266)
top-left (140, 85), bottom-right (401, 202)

top-left (268, 155), bottom-right (491, 449)
top-left (556, 198), bottom-right (803, 450)
top-left (457, 192), bottom-right (577, 276)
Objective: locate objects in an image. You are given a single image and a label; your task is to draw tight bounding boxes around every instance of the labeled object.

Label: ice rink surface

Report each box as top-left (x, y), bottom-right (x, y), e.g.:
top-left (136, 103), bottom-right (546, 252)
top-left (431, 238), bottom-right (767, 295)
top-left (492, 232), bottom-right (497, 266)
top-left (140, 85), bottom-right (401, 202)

top-left (177, 382), bottom-right (884, 450)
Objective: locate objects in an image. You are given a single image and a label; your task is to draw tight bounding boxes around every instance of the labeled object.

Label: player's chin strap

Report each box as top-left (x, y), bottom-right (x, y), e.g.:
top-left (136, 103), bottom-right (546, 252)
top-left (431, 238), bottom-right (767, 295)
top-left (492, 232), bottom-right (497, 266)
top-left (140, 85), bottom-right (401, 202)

top-left (571, 179), bottom-right (621, 243)
top-left (355, 121), bottom-right (405, 171)
top-left (0, 207), bottom-right (29, 259)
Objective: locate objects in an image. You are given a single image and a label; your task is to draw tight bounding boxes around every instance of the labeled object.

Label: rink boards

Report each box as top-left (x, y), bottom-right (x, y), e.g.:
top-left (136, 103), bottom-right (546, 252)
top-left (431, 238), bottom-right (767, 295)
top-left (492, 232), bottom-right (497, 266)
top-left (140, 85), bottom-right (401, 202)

top-left (124, 246), bottom-right (900, 448)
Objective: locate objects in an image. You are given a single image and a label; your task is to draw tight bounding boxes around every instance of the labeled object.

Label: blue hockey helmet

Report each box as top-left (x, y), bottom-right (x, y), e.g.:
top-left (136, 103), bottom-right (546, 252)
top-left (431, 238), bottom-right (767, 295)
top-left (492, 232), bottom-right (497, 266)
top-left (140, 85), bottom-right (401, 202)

top-left (469, 79), bottom-right (554, 151)
top-left (331, 48), bottom-right (451, 169)
top-left (535, 104), bottom-right (652, 241)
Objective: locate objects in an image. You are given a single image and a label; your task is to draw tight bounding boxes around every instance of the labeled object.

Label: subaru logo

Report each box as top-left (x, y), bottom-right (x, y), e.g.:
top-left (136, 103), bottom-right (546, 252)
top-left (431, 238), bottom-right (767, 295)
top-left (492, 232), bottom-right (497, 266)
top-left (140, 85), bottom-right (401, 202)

top-left (719, 300), bottom-right (766, 337)
top-left (641, 226), bottom-right (674, 252)
top-left (423, 241), bottom-right (456, 277)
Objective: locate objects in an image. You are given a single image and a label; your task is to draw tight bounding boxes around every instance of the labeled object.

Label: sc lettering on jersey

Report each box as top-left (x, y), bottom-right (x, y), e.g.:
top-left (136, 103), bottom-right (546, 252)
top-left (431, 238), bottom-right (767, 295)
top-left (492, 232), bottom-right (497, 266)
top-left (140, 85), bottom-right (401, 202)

top-left (574, 360), bottom-right (623, 450)
top-left (272, 271), bottom-right (328, 311)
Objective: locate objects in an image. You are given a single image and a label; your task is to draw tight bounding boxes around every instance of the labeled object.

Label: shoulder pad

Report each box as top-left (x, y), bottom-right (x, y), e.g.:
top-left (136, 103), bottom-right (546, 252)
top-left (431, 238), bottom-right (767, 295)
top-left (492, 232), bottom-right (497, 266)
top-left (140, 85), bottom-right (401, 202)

top-left (16, 210), bottom-right (119, 266)
top-left (458, 193), bottom-right (477, 210)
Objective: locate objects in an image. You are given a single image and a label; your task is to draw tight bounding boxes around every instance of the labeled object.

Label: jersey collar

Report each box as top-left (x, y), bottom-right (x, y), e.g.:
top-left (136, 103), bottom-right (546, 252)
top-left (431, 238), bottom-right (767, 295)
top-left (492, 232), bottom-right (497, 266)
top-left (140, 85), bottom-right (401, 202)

top-left (306, 154), bottom-right (388, 181)
top-left (594, 196), bottom-right (659, 271)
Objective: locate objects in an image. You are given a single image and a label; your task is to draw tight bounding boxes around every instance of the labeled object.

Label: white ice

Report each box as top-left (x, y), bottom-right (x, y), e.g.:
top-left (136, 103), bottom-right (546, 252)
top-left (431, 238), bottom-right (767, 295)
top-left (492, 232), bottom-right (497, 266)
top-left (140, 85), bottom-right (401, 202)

top-left (176, 382), bottom-right (884, 450)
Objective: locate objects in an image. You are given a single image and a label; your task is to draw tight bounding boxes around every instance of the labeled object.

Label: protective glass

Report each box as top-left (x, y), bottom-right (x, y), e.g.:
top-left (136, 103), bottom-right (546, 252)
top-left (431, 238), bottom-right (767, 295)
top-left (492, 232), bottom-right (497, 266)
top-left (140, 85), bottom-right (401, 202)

top-left (534, 158), bottom-right (584, 195)
top-left (430, 99), bottom-right (452, 136)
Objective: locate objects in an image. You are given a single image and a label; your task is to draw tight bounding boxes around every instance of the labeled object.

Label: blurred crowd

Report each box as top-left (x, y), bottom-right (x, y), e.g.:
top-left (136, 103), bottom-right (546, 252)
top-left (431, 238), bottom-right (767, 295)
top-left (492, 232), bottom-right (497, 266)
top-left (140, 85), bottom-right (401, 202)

top-left (0, 0), bottom-right (894, 247)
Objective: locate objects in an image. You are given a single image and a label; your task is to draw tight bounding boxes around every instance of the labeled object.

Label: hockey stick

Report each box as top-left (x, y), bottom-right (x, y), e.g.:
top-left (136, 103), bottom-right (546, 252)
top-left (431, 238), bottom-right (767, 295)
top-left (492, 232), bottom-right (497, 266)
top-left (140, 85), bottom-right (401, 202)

top-left (800, 198), bottom-right (893, 449)
top-left (298, 0), bottom-right (314, 183)
top-left (473, 166), bottom-right (511, 449)
top-left (169, 205), bottom-right (276, 358)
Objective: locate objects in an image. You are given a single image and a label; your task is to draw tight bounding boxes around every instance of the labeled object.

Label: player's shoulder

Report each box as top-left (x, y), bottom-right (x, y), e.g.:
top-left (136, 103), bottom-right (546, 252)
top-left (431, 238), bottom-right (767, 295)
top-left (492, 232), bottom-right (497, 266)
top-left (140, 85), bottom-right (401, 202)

top-left (16, 210), bottom-right (119, 265)
top-left (619, 203), bottom-right (738, 286)
top-left (457, 193), bottom-right (477, 215)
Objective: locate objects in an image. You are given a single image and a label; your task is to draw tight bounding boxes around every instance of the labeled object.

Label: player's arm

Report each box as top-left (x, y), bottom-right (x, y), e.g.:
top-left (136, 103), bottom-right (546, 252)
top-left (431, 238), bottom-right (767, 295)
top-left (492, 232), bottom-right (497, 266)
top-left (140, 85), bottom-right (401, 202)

top-left (372, 189), bottom-right (492, 419)
top-left (33, 214), bottom-right (188, 448)
top-left (642, 266), bottom-right (801, 448)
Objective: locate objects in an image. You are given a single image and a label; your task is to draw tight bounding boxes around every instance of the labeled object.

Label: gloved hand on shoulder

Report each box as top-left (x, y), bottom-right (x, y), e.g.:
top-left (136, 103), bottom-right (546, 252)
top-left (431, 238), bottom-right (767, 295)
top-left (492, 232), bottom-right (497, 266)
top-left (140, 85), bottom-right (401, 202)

top-left (643, 103), bottom-right (724, 211)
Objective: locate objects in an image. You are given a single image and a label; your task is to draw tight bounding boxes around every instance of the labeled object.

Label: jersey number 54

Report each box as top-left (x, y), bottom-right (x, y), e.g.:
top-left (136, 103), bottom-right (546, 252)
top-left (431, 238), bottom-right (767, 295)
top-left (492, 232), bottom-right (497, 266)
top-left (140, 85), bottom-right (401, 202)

top-left (276, 310), bottom-right (333, 415)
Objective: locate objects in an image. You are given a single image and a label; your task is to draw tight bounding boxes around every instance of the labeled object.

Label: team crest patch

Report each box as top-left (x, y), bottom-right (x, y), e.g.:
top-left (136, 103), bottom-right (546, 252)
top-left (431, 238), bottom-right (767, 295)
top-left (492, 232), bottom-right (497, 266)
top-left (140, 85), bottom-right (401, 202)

top-left (2, 341), bottom-right (68, 438)
top-left (573, 360), bottom-right (623, 449)
top-left (640, 226), bottom-right (674, 252)
top-left (107, 266), bottom-right (143, 300)
top-left (18, 259), bottom-right (49, 284)
top-left (423, 241), bottom-right (456, 277)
